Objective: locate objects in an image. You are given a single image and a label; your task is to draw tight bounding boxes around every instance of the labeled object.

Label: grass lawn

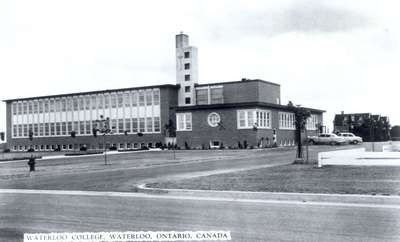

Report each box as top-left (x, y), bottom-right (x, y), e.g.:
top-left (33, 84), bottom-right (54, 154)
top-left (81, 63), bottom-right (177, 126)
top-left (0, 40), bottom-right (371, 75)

top-left (149, 164), bottom-right (400, 195)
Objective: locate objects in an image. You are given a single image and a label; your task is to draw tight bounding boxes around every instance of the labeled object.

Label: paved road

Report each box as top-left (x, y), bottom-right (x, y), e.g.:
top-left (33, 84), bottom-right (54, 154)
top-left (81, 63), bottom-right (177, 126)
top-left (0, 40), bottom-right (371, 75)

top-left (1, 191), bottom-right (399, 242)
top-left (2, 145), bottom-right (394, 242)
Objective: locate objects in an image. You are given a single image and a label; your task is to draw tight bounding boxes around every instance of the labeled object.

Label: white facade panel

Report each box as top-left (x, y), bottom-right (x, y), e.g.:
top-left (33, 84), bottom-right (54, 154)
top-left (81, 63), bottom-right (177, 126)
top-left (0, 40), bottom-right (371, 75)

top-left (125, 108), bottom-right (131, 118)
top-left (146, 107), bottom-right (153, 117)
top-left (85, 110), bottom-right (92, 121)
top-left (153, 105), bottom-right (160, 117)
top-left (61, 112), bottom-right (67, 122)
top-left (49, 113), bottom-right (55, 122)
top-left (23, 115), bottom-right (28, 124)
top-left (79, 111), bottom-right (85, 121)
top-left (139, 107), bottom-right (145, 118)
top-left (132, 107), bottom-right (138, 118)
top-left (111, 109), bottom-right (117, 119)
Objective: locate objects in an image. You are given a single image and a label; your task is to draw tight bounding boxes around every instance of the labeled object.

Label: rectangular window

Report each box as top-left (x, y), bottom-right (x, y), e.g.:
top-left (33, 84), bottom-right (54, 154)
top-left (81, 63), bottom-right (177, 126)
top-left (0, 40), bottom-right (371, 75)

top-left (117, 94), bottom-right (123, 108)
top-left (104, 95), bottom-right (110, 109)
top-left (44, 100), bottom-right (49, 113)
top-left (91, 96), bottom-right (97, 109)
top-left (184, 75), bottom-right (190, 81)
top-left (138, 91), bottom-right (145, 106)
top-left (45, 123), bottom-right (50, 136)
top-left (80, 121), bottom-right (85, 135)
top-left (132, 92), bottom-right (138, 106)
top-left (185, 97), bottom-right (191, 104)
top-left (23, 102), bottom-right (28, 114)
top-left (184, 63), bottom-right (190, 69)
top-left (210, 87), bottom-right (223, 104)
top-left (85, 97), bottom-right (90, 110)
top-left (60, 99), bottom-right (66, 112)
top-left (146, 90), bottom-right (152, 106)
top-left (56, 122), bottom-right (61, 135)
top-left (279, 112), bottom-right (295, 129)
top-left (118, 119), bottom-right (124, 133)
top-left (153, 89), bottom-right (160, 105)
top-left (49, 100), bottom-right (55, 112)
top-left (196, 88), bottom-right (208, 105)
top-left (33, 101), bottom-right (38, 114)
top-left (132, 118), bottom-right (138, 133)
top-left (184, 51), bottom-right (190, 58)
top-left (50, 123), bottom-right (55, 136)
top-left (124, 93), bottom-right (130, 107)
top-left (176, 113), bottom-right (192, 131)
top-left (34, 124), bottom-right (39, 136)
top-left (154, 117), bottom-right (160, 132)
top-left (97, 95), bottom-right (103, 109)
top-left (38, 101), bottom-right (43, 113)
top-left (111, 119), bottom-right (117, 133)
top-left (18, 124), bottom-right (23, 137)
top-left (306, 114), bottom-right (318, 130)
top-left (237, 109), bottom-right (271, 129)
top-left (139, 118), bottom-right (145, 132)
top-left (66, 99), bottom-right (73, 111)
top-left (67, 122), bottom-right (72, 134)
top-left (73, 98), bottom-right (79, 111)
top-left (86, 122), bottom-right (91, 134)
top-left (73, 121), bottom-right (79, 133)
top-left (125, 119), bottom-right (131, 133)
top-left (55, 99), bottom-right (61, 112)
top-left (12, 103), bottom-right (17, 115)
top-left (146, 117), bottom-right (153, 132)
top-left (62, 122), bottom-right (67, 135)
top-left (185, 86), bottom-right (191, 93)
top-left (79, 97), bottom-right (85, 111)
top-left (111, 94), bottom-right (117, 108)
top-left (13, 125), bottom-right (17, 137)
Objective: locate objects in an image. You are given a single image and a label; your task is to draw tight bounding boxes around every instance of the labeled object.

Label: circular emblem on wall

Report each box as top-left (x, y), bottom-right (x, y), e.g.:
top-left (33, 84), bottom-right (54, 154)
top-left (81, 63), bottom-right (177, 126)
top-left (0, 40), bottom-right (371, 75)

top-left (207, 112), bottom-right (221, 127)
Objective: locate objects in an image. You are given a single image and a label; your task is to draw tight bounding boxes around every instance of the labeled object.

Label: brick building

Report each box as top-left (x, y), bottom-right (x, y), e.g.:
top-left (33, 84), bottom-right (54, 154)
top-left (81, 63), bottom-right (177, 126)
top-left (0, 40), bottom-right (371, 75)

top-left (333, 112), bottom-right (391, 141)
top-left (3, 33), bottom-right (324, 151)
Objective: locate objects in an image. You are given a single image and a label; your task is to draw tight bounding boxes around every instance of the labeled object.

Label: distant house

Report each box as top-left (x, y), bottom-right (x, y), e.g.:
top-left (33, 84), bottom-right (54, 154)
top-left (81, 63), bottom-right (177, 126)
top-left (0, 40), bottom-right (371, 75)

top-left (391, 126), bottom-right (400, 141)
top-left (333, 112), bottom-right (391, 142)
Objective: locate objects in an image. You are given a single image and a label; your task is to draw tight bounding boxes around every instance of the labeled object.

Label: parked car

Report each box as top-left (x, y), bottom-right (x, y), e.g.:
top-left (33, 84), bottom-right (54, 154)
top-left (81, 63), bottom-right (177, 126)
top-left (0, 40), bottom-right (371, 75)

top-left (337, 132), bottom-right (363, 144)
top-left (308, 133), bottom-right (346, 145)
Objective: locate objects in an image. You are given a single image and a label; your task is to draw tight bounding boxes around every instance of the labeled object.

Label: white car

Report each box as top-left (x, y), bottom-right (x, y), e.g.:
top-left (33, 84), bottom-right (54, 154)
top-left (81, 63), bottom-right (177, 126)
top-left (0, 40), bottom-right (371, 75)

top-left (308, 133), bottom-right (347, 145)
top-left (337, 132), bottom-right (363, 144)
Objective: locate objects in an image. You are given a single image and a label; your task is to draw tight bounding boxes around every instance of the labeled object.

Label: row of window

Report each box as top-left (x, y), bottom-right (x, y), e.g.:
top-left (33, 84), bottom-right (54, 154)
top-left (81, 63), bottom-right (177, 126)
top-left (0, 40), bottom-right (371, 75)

top-left (12, 89), bottom-right (160, 115)
top-left (12, 142), bottom-right (157, 152)
top-left (279, 112), bottom-right (295, 129)
top-left (12, 117), bottom-right (161, 138)
top-left (176, 110), bottom-right (319, 131)
top-left (196, 86), bottom-right (223, 105)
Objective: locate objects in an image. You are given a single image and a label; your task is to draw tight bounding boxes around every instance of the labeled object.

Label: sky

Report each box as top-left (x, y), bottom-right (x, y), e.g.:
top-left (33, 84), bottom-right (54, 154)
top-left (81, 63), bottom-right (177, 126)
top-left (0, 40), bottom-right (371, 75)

top-left (0, 0), bottom-right (399, 137)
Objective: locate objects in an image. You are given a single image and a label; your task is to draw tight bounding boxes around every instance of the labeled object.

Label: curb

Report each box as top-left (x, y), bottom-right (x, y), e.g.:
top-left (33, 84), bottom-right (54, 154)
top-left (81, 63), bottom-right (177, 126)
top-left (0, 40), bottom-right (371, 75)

top-left (137, 184), bottom-right (400, 206)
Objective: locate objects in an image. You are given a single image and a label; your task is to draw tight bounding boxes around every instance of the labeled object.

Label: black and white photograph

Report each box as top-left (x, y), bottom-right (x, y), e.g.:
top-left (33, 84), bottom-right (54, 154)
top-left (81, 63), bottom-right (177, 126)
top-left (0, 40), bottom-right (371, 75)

top-left (0, 0), bottom-right (399, 241)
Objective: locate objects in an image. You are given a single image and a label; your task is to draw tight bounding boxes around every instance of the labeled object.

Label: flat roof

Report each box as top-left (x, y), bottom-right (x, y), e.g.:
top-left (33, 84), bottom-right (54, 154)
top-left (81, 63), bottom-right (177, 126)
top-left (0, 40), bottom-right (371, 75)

top-left (174, 102), bottom-right (325, 113)
top-left (3, 84), bottom-right (179, 102)
top-left (195, 79), bottom-right (280, 87)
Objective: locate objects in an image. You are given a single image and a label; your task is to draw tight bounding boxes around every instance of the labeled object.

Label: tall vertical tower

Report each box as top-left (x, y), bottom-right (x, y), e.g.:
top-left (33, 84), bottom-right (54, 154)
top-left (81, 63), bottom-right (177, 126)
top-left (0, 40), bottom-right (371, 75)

top-left (176, 32), bottom-right (198, 106)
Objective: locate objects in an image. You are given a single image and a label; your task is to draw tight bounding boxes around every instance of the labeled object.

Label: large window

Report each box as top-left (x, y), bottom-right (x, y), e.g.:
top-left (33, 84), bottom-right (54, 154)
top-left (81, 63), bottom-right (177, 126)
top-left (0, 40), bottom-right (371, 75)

top-left (306, 114), bottom-right (318, 130)
top-left (177, 113), bottom-right (192, 131)
top-left (146, 90), bottom-right (152, 106)
top-left (237, 109), bottom-right (271, 129)
top-left (210, 87), bottom-right (223, 104)
top-left (279, 112), bottom-right (295, 130)
top-left (196, 88), bottom-right (208, 105)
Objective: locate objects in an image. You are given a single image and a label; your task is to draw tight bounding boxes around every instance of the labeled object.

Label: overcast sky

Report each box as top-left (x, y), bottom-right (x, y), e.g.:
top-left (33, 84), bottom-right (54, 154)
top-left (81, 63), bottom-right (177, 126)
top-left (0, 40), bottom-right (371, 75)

top-left (1, 0), bottom-right (399, 135)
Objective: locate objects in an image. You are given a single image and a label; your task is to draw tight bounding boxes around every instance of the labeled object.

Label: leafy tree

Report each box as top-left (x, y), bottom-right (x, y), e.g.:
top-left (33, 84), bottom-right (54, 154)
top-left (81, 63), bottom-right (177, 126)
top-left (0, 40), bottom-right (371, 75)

top-left (287, 102), bottom-right (311, 160)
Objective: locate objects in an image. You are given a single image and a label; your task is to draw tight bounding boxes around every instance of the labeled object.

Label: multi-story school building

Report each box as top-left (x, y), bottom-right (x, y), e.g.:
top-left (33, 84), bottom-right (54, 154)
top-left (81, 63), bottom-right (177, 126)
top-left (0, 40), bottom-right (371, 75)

top-left (3, 33), bottom-right (324, 151)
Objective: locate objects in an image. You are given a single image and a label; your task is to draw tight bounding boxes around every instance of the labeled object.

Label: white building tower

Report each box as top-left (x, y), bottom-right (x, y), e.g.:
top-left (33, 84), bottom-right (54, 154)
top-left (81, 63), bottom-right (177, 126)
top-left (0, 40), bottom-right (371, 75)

top-left (176, 32), bottom-right (198, 106)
